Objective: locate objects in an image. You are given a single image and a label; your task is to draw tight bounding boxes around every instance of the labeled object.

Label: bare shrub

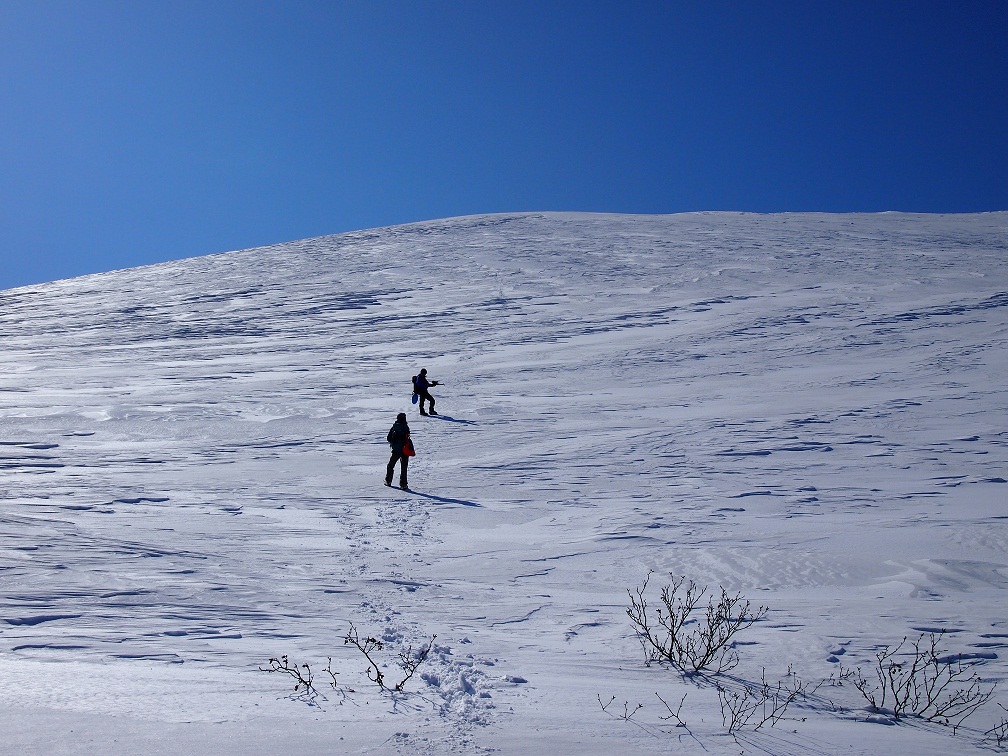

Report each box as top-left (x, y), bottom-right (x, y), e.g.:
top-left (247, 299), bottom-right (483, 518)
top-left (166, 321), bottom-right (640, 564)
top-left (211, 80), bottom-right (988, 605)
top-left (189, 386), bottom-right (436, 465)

top-left (986, 703), bottom-right (1008, 747)
top-left (824, 663), bottom-right (855, 688)
top-left (393, 636), bottom-right (437, 692)
top-left (852, 631), bottom-right (996, 732)
top-left (343, 623), bottom-right (387, 688)
top-left (323, 656), bottom-right (353, 702)
top-left (717, 681), bottom-right (759, 733)
top-left (716, 668), bottom-right (818, 733)
top-left (627, 571), bottom-right (767, 675)
top-left (344, 622), bottom-right (436, 692)
top-left (263, 624), bottom-right (436, 704)
top-left (818, 664), bottom-right (856, 713)
top-left (655, 691), bottom-right (688, 727)
top-left (597, 694), bottom-right (644, 723)
top-left (260, 654), bottom-right (319, 701)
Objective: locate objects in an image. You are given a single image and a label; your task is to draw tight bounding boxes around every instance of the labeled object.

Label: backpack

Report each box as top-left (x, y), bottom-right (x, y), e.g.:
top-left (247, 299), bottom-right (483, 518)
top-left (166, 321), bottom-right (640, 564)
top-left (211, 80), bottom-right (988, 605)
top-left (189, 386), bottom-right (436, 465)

top-left (387, 422), bottom-right (404, 445)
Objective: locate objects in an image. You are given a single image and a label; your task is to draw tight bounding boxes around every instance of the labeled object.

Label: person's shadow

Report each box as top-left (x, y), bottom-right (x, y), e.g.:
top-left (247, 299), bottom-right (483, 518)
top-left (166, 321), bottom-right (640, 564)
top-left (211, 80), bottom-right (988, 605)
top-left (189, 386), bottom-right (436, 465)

top-left (408, 414), bottom-right (478, 505)
top-left (429, 415), bottom-right (476, 425)
top-left (408, 490), bottom-right (481, 507)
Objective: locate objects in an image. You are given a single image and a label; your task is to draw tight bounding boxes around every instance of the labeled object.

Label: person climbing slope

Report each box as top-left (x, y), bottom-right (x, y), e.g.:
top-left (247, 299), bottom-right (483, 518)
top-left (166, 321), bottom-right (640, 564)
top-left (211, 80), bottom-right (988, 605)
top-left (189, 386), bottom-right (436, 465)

top-left (385, 412), bottom-right (413, 489)
top-left (412, 368), bottom-right (440, 416)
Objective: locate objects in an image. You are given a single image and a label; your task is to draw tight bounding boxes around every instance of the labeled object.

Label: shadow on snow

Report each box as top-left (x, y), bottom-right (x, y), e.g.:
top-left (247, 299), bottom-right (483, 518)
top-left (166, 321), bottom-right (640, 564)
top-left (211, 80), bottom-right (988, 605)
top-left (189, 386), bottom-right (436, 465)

top-left (426, 414), bottom-right (476, 425)
top-left (406, 489), bottom-right (481, 507)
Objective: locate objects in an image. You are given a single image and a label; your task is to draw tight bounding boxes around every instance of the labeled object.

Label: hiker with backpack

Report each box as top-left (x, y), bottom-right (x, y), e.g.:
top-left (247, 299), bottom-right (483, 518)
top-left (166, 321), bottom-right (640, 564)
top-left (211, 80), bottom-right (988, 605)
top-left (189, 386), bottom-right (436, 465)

top-left (385, 412), bottom-right (414, 489)
top-left (412, 368), bottom-right (440, 416)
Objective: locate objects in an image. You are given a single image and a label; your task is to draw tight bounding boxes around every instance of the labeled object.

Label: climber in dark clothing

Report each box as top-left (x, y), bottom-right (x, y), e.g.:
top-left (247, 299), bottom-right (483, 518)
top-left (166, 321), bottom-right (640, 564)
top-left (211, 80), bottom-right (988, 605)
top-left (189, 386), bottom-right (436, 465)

top-left (412, 368), bottom-right (439, 416)
top-left (385, 412), bottom-right (411, 489)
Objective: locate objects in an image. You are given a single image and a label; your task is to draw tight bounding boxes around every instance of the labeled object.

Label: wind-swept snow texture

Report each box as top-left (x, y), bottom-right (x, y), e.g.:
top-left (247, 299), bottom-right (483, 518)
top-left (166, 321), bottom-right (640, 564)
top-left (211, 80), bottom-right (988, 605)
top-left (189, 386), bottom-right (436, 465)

top-left (1, 212), bottom-right (1007, 754)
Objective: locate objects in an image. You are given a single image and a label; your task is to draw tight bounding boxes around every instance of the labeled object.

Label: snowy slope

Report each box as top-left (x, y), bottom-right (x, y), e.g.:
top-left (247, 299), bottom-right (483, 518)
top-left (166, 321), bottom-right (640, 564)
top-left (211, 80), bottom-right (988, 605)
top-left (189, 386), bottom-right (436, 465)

top-left (1, 212), bottom-right (1007, 754)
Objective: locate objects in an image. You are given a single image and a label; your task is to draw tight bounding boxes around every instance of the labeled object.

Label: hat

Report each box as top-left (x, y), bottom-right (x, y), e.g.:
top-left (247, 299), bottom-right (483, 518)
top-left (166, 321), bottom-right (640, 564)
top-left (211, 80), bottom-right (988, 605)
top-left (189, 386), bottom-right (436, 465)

top-left (397, 412), bottom-right (407, 421)
top-left (419, 368), bottom-right (427, 375)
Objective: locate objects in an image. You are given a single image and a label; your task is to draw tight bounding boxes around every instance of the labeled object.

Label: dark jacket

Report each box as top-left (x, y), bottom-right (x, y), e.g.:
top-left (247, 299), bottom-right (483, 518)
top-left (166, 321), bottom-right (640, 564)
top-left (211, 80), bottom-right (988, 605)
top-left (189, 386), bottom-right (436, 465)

top-left (413, 374), bottom-right (438, 393)
top-left (387, 419), bottom-right (410, 449)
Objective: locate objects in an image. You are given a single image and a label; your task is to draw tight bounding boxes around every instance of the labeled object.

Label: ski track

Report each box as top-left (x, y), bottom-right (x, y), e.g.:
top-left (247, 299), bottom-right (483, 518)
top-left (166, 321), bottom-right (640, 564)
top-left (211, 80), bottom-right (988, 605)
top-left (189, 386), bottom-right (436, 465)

top-left (1, 212), bottom-right (1007, 754)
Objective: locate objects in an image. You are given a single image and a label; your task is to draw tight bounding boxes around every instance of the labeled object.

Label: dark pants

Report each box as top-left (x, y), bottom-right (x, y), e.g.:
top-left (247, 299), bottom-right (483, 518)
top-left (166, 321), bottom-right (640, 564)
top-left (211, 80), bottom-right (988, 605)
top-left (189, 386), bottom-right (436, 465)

top-left (386, 449), bottom-right (408, 487)
top-left (418, 390), bottom-right (435, 414)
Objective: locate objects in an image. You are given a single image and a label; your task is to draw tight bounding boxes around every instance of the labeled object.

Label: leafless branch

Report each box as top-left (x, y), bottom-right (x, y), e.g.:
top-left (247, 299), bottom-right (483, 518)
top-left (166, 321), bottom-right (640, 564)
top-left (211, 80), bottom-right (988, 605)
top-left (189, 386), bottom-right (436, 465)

top-left (627, 571), bottom-right (767, 675)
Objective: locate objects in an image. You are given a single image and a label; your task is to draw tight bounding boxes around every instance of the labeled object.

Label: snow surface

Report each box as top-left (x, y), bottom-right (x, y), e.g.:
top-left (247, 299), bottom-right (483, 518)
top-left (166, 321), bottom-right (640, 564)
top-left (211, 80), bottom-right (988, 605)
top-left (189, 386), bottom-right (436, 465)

top-left (1, 211), bottom-right (1007, 754)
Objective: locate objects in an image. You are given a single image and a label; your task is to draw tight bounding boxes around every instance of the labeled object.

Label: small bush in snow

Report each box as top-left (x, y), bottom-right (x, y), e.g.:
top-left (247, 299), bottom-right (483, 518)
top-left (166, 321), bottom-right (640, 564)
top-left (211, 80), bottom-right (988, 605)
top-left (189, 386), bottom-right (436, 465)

top-left (627, 571), bottom-right (767, 675)
top-left (986, 704), bottom-right (1008, 747)
top-left (597, 694), bottom-right (644, 723)
top-left (260, 654), bottom-right (319, 700)
top-left (263, 624), bottom-right (436, 705)
top-left (344, 622), bottom-right (436, 692)
top-left (852, 630), bottom-right (996, 731)
top-left (655, 691), bottom-right (688, 728)
top-left (715, 668), bottom-right (819, 734)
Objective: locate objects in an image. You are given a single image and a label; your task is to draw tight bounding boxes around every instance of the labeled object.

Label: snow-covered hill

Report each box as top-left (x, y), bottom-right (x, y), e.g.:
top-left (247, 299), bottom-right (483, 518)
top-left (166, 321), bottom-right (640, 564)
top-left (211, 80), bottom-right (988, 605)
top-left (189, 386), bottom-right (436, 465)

top-left (1, 212), bottom-right (1007, 754)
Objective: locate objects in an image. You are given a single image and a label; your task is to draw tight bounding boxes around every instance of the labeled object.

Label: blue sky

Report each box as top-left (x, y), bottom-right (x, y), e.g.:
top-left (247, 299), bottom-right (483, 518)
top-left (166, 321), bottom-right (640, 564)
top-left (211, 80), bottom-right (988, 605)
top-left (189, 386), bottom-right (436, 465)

top-left (1, 1), bottom-right (1006, 290)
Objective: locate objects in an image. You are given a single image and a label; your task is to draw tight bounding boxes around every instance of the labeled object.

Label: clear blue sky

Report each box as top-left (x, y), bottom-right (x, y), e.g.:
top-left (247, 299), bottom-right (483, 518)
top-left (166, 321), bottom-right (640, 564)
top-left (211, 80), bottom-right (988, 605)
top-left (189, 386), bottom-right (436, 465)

top-left (2, 1), bottom-right (1006, 290)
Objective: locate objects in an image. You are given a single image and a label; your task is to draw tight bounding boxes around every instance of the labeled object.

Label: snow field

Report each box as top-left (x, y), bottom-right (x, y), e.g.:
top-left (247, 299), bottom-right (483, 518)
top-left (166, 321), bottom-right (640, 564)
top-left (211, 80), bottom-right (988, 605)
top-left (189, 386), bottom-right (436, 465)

top-left (0, 212), bottom-right (1007, 753)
